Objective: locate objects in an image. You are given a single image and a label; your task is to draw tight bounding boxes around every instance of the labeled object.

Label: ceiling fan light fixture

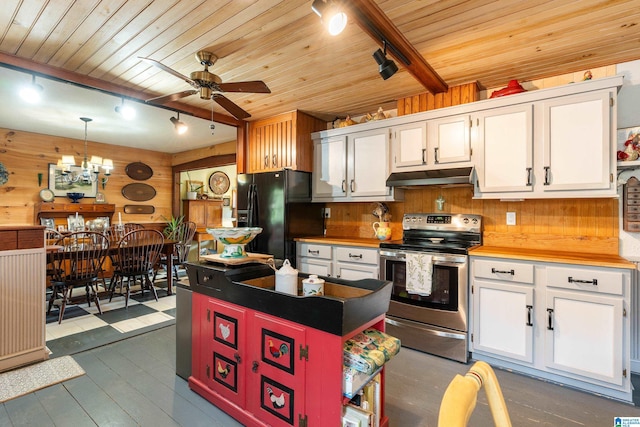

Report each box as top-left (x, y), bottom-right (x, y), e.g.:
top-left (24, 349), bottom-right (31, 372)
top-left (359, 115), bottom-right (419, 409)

top-left (312, 0), bottom-right (347, 36)
top-left (20, 75), bottom-right (43, 103)
top-left (373, 41), bottom-right (398, 80)
top-left (170, 112), bottom-right (188, 135)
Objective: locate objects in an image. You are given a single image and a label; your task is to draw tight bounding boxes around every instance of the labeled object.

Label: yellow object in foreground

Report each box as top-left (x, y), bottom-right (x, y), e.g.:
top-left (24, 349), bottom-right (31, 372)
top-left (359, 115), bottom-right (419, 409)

top-left (438, 361), bottom-right (512, 427)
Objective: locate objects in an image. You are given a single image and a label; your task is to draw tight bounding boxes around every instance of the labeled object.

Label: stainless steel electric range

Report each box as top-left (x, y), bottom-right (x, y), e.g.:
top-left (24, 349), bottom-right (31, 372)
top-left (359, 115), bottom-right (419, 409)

top-left (379, 213), bottom-right (482, 363)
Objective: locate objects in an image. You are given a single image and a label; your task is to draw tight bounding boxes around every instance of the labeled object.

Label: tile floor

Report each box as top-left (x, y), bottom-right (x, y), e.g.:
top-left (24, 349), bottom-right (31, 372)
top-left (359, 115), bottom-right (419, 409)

top-left (45, 275), bottom-right (178, 357)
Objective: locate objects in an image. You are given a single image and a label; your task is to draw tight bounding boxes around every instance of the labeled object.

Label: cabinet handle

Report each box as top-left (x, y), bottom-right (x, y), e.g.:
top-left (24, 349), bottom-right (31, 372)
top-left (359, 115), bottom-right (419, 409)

top-left (421, 148), bottom-right (426, 164)
top-left (350, 179), bottom-right (355, 193)
top-left (526, 167), bottom-right (532, 186)
top-left (544, 166), bottom-right (550, 185)
top-left (264, 155), bottom-right (269, 168)
top-left (491, 268), bottom-right (514, 275)
top-left (434, 147), bottom-right (439, 164)
top-left (252, 361), bottom-right (259, 372)
top-left (526, 305), bottom-right (533, 326)
top-left (568, 276), bottom-right (598, 286)
top-left (341, 180), bottom-right (347, 193)
top-left (272, 154), bottom-right (277, 167)
top-left (234, 353), bottom-right (241, 363)
top-left (349, 253), bottom-right (363, 259)
top-left (547, 308), bottom-right (554, 330)
top-left (308, 249), bottom-right (319, 255)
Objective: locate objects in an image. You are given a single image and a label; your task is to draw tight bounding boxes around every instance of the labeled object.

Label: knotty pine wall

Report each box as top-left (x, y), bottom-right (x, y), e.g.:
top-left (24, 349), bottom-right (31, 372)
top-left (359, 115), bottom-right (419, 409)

top-left (325, 66), bottom-right (621, 256)
top-left (0, 128), bottom-right (173, 225)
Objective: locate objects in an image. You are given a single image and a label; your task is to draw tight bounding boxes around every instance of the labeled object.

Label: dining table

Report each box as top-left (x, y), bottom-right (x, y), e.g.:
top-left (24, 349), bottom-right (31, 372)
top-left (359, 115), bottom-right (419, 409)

top-left (47, 238), bottom-right (178, 295)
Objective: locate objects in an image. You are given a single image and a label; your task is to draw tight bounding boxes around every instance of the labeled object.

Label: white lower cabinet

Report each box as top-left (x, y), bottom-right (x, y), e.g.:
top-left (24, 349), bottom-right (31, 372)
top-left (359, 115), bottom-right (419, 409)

top-left (297, 242), bottom-right (378, 280)
top-left (470, 256), bottom-right (632, 402)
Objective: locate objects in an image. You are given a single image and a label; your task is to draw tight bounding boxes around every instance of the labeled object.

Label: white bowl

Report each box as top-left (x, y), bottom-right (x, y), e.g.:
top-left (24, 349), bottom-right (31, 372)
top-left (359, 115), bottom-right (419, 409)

top-left (206, 227), bottom-right (263, 257)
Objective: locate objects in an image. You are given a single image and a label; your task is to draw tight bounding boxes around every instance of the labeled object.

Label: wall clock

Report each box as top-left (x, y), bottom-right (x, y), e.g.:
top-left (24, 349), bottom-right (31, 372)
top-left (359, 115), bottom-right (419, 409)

top-left (209, 171), bottom-right (230, 195)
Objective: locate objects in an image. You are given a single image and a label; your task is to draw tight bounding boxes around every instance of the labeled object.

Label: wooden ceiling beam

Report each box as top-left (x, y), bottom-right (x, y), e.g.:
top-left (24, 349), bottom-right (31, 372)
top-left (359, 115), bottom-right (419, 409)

top-left (342, 0), bottom-right (448, 93)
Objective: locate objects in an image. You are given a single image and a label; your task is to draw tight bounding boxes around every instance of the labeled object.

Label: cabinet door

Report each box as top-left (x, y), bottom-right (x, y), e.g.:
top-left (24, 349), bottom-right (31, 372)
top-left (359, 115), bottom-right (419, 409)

top-left (476, 104), bottom-right (534, 193)
top-left (206, 298), bottom-right (247, 408)
top-left (298, 257), bottom-right (332, 277)
top-left (472, 279), bottom-right (534, 363)
top-left (541, 90), bottom-right (612, 191)
top-left (545, 289), bottom-right (624, 386)
top-left (184, 200), bottom-right (206, 228)
top-left (204, 200), bottom-right (223, 228)
top-left (248, 118), bottom-right (289, 173)
top-left (391, 122), bottom-right (427, 170)
top-left (427, 114), bottom-right (471, 164)
top-left (247, 312), bottom-right (306, 427)
top-left (334, 262), bottom-right (378, 280)
top-left (313, 136), bottom-right (347, 199)
top-left (348, 129), bottom-right (391, 198)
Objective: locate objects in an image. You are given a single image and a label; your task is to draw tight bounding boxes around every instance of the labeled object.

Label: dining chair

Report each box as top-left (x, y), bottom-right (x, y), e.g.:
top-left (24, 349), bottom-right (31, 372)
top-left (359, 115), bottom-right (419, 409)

top-left (109, 229), bottom-right (164, 308)
top-left (105, 223), bottom-right (145, 289)
top-left (153, 220), bottom-right (196, 283)
top-left (47, 231), bottom-right (109, 324)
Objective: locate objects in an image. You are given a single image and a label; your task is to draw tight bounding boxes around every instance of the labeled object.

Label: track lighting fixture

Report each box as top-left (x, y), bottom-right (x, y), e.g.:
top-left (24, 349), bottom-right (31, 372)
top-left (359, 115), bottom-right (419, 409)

top-left (19, 75), bottom-right (43, 103)
top-left (115, 98), bottom-right (136, 120)
top-left (373, 40), bottom-right (398, 80)
top-left (311, 0), bottom-right (347, 35)
top-left (170, 112), bottom-right (188, 134)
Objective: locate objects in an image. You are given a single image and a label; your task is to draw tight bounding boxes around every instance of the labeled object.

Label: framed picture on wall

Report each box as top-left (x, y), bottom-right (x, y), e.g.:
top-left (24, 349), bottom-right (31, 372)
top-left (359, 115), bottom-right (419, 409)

top-left (48, 163), bottom-right (98, 198)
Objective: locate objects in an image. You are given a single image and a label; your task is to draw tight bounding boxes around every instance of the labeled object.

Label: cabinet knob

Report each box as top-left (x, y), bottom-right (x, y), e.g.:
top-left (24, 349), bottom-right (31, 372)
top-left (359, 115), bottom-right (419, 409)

top-left (349, 253), bottom-right (363, 259)
top-left (543, 166), bottom-right (550, 185)
top-left (350, 179), bottom-right (355, 193)
top-left (272, 154), bottom-right (277, 167)
top-left (568, 276), bottom-right (597, 286)
top-left (234, 353), bottom-right (241, 363)
top-left (434, 147), bottom-right (439, 164)
top-left (526, 305), bottom-right (533, 326)
top-left (526, 167), bottom-right (532, 186)
top-left (252, 361), bottom-right (259, 372)
top-left (491, 268), bottom-right (514, 275)
top-left (264, 155), bottom-right (269, 168)
top-left (546, 308), bottom-right (554, 330)
top-left (341, 180), bottom-right (347, 193)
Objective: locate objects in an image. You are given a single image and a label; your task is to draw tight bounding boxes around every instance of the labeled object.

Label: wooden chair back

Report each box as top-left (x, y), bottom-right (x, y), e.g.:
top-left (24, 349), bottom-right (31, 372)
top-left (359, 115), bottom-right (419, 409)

top-left (116, 229), bottom-right (164, 276)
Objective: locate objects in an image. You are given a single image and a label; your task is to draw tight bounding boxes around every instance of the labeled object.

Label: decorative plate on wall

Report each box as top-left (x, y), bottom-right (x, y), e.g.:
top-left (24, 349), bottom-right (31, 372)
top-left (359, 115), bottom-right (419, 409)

top-left (209, 171), bottom-right (230, 195)
top-left (122, 183), bottom-right (156, 201)
top-left (125, 162), bottom-right (154, 181)
top-left (124, 205), bottom-right (155, 214)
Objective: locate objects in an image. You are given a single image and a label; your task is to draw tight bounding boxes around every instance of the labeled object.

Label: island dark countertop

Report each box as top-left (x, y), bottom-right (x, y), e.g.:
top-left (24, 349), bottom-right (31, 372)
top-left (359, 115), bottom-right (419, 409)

top-left (185, 261), bottom-right (392, 336)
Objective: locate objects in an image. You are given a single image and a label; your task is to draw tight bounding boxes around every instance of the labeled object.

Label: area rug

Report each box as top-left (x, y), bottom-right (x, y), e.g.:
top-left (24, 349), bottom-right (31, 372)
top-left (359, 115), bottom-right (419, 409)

top-left (0, 356), bottom-right (85, 403)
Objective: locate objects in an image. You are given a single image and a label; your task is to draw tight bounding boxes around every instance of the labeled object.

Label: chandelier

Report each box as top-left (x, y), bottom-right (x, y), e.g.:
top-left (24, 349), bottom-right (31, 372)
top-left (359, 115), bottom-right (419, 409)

top-left (57, 117), bottom-right (113, 186)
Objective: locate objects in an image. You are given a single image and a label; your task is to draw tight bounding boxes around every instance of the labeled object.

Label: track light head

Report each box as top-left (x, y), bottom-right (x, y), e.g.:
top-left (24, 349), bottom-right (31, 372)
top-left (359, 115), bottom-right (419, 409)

top-left (115, 99), bottom-right (136, 120)
top-left (170, 112), bottom-right (188, 135)
top-left (311, 0), bottom-right (347, 35)
top-left (20, 75), bottom-right (43, 103)
top-left (373, 48), bottom-right (398, 80)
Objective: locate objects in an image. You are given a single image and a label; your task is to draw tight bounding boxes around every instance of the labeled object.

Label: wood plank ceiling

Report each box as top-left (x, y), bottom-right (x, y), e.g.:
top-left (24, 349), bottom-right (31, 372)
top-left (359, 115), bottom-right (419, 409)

top-left (1, 0), bottom-right (639, 125)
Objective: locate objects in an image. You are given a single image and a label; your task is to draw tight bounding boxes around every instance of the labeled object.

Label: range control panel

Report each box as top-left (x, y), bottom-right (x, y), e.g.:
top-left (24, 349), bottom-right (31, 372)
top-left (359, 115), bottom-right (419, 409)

top-left (402, 213), bottom-right (482, 232)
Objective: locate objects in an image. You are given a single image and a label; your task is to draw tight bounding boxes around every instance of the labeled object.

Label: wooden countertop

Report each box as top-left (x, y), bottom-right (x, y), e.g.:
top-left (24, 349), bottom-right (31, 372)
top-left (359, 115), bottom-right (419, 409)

top-left (469, 246), bottom-right (637, 269)
top-left (295, 236), bottom-right (382, 248)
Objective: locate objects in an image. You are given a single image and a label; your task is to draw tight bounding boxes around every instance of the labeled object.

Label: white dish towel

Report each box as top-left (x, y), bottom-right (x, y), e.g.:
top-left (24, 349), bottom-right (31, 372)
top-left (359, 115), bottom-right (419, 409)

top-left (405, 253), bottom-right (433, 296)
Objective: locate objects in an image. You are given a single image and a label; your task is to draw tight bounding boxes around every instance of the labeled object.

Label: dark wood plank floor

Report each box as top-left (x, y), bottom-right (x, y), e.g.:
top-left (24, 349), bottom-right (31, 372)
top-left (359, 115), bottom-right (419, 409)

top-left (2, 324), bottom-right (640, 426)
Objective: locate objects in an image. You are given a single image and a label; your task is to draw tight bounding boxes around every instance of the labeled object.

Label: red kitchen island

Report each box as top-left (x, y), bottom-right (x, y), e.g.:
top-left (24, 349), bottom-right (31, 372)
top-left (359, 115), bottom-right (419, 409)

top-left (185, 261), bottom-right (393, 427)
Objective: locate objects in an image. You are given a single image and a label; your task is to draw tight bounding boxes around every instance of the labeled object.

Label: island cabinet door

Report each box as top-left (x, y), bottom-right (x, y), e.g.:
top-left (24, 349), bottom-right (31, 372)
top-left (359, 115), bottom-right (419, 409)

top-left (247, 312), bottom-right (306, 427)
top-left (205, 298), bottom-right (247, 409)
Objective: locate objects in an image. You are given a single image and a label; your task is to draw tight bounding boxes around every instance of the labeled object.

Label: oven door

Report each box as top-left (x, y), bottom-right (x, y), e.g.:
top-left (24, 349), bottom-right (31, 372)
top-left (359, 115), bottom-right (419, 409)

top-left (380, 249), bottom-right (468, 332)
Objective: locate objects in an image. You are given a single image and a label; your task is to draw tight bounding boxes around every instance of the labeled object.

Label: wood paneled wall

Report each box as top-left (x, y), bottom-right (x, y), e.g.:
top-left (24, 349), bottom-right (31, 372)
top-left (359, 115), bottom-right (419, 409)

top-left (0, 128), bottom-right (173, 225)
top-left (397, 82), bottom-right (479, 116)
top-left (325, 188), bottom-right (619, 255)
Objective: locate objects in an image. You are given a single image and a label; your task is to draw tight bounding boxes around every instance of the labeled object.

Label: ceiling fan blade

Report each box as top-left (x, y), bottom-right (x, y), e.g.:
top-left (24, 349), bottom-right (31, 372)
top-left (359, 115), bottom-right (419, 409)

top-left (145, 90), bottom-right (198, 104)
top-left (217, 81), bottom-right (271, 93)
top-left (139, 57), bottom-right (200, 89)
top-left (213, 94), bottom-right (251, 120)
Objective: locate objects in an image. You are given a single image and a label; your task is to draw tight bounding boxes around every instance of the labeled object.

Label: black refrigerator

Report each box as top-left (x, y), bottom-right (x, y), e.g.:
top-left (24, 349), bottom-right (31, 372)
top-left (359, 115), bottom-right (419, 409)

top-left (236, 169), bottom-right (324, 267)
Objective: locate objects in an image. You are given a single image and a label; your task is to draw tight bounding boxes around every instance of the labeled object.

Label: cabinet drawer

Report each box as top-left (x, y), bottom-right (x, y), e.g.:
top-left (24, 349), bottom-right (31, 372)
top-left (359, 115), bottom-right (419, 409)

top-left (299, 243), bottom-right (331, 259)
top-left (335, 246), bottom-right (378, 265)
top-left (546, 266), bottom-right (624, 295)
top-left (473, 259), bottom-right (533, 284)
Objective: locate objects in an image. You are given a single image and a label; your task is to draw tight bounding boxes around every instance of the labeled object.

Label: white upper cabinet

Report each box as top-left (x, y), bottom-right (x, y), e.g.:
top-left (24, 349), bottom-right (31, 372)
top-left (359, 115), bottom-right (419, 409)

top-left (313, 128), bottom-right (400, 202)
top-left (390, 122), bottom-right (427, 169)
top-left (313, 135), bottom-right (347, 199)
top-left (312, 76), bottom-right (622, 201)
top-left (541, 91), bottom-right (612, 192)
top-left (475, 104), bottom-right (534, 193)
top-left (349, 129), bottom-right (391, 198)
top-left (427, 114), bottom-right (472, 165)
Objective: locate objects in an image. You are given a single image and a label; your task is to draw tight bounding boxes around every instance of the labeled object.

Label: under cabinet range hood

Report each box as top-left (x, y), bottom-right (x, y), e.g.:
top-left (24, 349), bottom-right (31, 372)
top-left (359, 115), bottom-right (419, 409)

top-left (386, 167), bottom-right (474, 188)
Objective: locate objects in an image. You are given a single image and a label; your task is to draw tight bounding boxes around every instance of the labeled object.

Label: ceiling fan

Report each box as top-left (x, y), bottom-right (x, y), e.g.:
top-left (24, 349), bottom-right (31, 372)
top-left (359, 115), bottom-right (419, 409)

top-left (140, 51), bottom-right (270, 120)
